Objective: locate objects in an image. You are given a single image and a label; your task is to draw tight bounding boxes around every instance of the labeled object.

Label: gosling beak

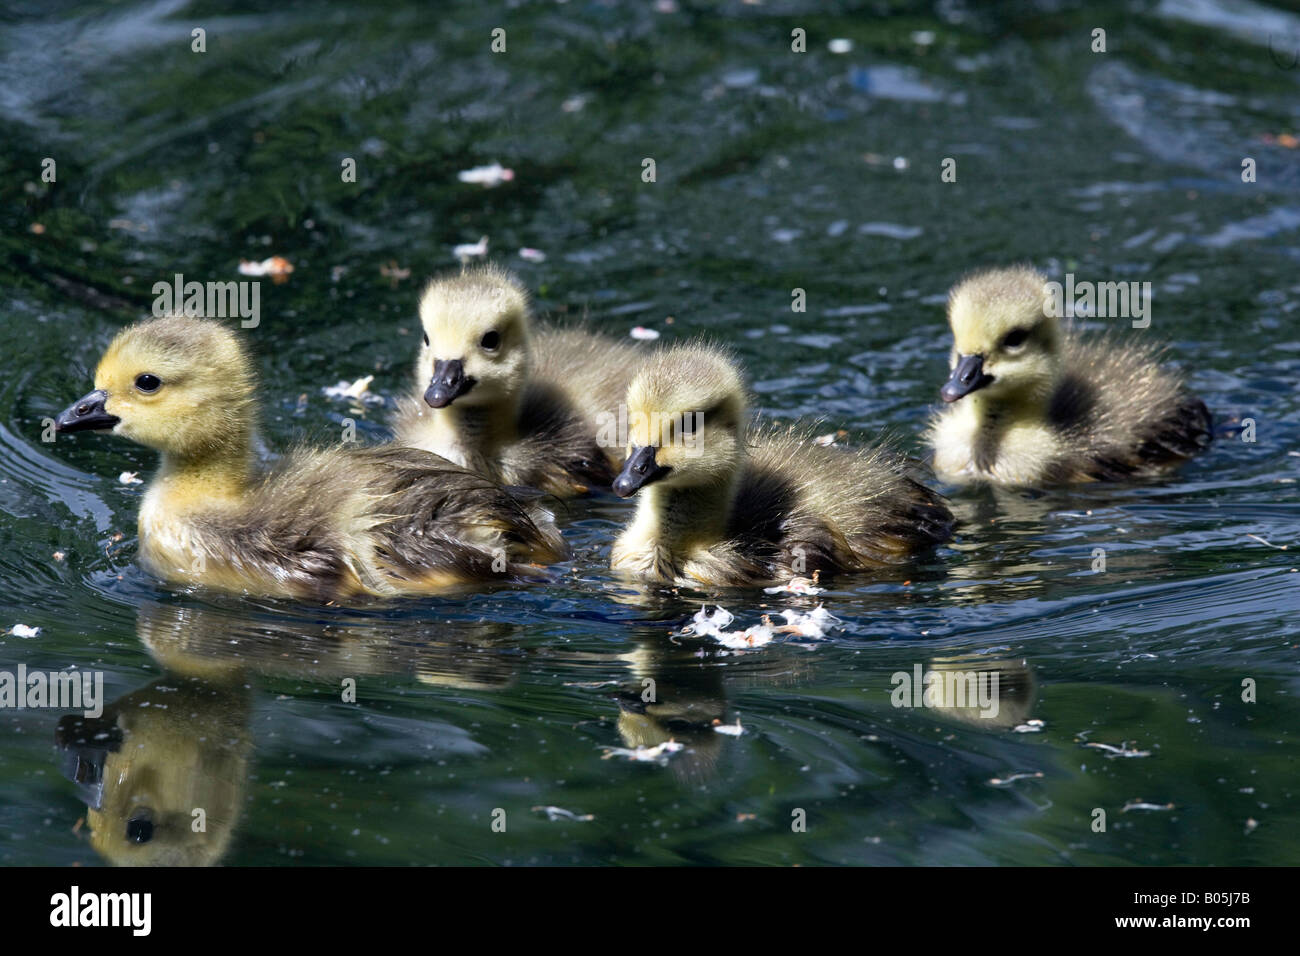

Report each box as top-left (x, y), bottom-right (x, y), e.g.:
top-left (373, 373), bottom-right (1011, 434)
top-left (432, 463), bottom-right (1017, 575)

top-left (940, 354), bottom-right (994, 403)
top-left (612, 445), bottom-right (671, 498)
top-left (424, 359), bottom-right (476, 409)
top-left (54, 389), bottom-right (119, 433)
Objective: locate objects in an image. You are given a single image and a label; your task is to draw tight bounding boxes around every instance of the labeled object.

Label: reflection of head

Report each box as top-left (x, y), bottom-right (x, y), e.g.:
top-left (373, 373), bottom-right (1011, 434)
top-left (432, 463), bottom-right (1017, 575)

top-left (922, 657), bottom-right (1037, 730)
top-left (56, 677), bottom-right (252, 866)
top-left (613, 642), bottom-right (730, 785)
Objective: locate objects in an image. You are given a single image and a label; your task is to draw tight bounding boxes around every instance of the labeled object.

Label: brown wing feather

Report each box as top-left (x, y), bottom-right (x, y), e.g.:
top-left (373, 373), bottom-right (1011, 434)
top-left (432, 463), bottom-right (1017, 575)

top-left (1049, 334), bottom-right (1212, 480)
top-left (189, 445), bottom-right (566, 601)
top-left (719, 424), bottom-right (953, 582)
top-left (500, 379), bottom-right (618, 494)
top-left (530, 326), bottom-right (647, 466)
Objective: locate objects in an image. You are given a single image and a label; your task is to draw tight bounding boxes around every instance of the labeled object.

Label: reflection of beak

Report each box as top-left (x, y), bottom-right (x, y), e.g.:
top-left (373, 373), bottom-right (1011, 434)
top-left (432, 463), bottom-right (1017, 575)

top-left (940, 354), bottom-right (993, 403)
top-left (612, 445), bottom-right (671, 498)
top-left (55, 713), bottom-right (123, 810)
top-left (54, 389), bottom-right (119, 433)
top-left (424, 359), bottom-right (476, 408)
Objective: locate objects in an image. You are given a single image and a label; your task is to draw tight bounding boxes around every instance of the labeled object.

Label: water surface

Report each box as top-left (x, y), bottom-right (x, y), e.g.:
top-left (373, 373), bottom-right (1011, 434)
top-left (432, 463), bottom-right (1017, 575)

top-left (1, 0), bottom-right (1298, 865)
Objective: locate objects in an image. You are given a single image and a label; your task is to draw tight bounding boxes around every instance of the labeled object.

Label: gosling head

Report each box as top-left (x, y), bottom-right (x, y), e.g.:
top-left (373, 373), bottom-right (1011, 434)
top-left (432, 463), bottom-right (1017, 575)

top-left (417, 265), bottom-right (531, 410)
top-left (941, 265), bottom-right (1062, 405)
top-left (55, 316), bottom-right (256, 459)
top-left (612, 345), bottom-right (747, 499)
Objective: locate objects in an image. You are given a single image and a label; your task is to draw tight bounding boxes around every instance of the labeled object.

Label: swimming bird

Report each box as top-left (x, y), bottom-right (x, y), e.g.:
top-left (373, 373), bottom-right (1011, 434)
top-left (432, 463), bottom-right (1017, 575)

top-left (394, 265), bottom-right (644, 496)
top-left (927, 265), bottom-right (1212, 486)
top-left (608, 344), bottom-right (953, 587)
top-left (54, 316), bottom-right (566, 602)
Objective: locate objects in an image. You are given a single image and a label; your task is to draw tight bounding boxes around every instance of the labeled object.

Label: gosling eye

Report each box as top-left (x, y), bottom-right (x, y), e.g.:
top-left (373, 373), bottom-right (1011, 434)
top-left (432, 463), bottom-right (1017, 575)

top-left (422, 332), bottom-right (429, 347)
top-left (134, 373), bottom-right (162, 393)
top-left (480, 330), bottom-right (501, 353)
top-left (1001, 328), bottom-right (1030, 351)
top-left (126, 812), bottom-right (154, 844)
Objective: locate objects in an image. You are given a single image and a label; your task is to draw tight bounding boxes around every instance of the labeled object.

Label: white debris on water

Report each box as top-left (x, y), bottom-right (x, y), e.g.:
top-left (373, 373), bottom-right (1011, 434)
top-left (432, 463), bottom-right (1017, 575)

top-left (1082, 740), bottom-right (1152, 759)
top-left (238, 256), bottom-right (294, 278)
top-left (682, 606), bottom-right (771, 648)
top-left (681, 603), bottom-right (841, 649)
top-left (453, 236), bottom-right (489, 261)
top-left (764, 574), bottom-right (824, 595)
top-left (1122, 800), bottom-right (1175, 813)
top-left (600, 740), bottom-right (685, 763)
top-left (322, 375), bottom-right (384, 405)
top-left (776, 605), bottom-right (840, 638)
top-left (989, 771), bottom-right (1044, 786)
top-left (712, 718), bottom-right (745, 737)
top-left (532, 805), bottom-right (594, 822)
top-left (457, 163), bottom-right (514, 187)
top-left (858, 222), bottom-right (923, 239)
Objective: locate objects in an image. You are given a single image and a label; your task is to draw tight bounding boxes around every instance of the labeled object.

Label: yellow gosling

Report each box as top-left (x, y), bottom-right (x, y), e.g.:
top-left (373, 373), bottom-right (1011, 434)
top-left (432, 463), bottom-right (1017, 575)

top-left (928, 265), bottom-right (1212, 486)
top-left (609, 344), bottom-right (953, 587)
top-left (394, 264), bottom-right (644, 496)
top-left (55, 315), bottom-right (566, 602)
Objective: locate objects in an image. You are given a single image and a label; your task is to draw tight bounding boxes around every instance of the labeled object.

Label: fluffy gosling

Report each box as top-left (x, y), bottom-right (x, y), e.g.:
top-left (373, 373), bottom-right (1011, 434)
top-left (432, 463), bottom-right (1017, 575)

top-left (609, 344), bottom-right (953, 587)
top-left (928, 265), bottom-right (1212, 486)
top-left (394, 265), bottom-right (644, 496)
top-left (55, 316), bottom-right (566, 602)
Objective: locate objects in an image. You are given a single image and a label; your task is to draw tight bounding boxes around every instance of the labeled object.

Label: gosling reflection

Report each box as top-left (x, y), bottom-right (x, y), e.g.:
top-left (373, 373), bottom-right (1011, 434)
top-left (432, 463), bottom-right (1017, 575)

top-left (607, 633), bottom-right (821, 784)
top-left (607, 641), bottom-right (1037, 789)
top-left (942, 483), bottom-right (1183, 606)
top-left (135, 598), bottom-right (519, 691)
top-left (58, 600), bottom-right (526, 866)
top-left (897, 656), bottom-right (1038, 730)
top-left (942, 489), bottom-right (1071, 597)
top-left (612, 642), bottom-right (728, 785)
top-left (56, 675), bottom-right (252, 866)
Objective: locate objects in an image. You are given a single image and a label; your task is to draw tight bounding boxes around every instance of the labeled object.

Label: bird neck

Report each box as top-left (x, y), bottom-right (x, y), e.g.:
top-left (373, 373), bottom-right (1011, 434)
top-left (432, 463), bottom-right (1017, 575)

top-left (965, 380), bottom-right (1059, 475)
top-left (968, 369), bottom-right (1058, 428)
top-left (969, 391), bottom-right (1042, 425)
top-left (635, 472), bottom-right (741, 556)
top-left (429, 399), bottom-right (521, 470)
top-left (151, 434), bottom-right (255, 514)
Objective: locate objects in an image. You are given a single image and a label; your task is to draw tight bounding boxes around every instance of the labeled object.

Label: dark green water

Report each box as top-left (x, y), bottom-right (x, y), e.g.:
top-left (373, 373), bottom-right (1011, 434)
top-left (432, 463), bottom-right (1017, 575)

top-left (2, 0), bottom-right (1298, 865)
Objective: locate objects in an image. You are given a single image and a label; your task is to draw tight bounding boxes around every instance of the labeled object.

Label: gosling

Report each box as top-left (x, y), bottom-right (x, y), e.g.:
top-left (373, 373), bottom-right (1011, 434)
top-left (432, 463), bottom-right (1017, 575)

top-left (927, 265), bottom-right (1212, 486)
top-left (54, 316), bottom-right (566, 602)
top-left (609, 345), bottom-right (953, 588)
top-left (394, 265), bottom-right (643, 496)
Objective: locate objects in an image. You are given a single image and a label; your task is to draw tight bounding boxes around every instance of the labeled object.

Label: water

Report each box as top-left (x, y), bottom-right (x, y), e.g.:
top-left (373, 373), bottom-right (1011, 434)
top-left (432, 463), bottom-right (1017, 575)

top-left (2, 0), bottom-right (1298, 866)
